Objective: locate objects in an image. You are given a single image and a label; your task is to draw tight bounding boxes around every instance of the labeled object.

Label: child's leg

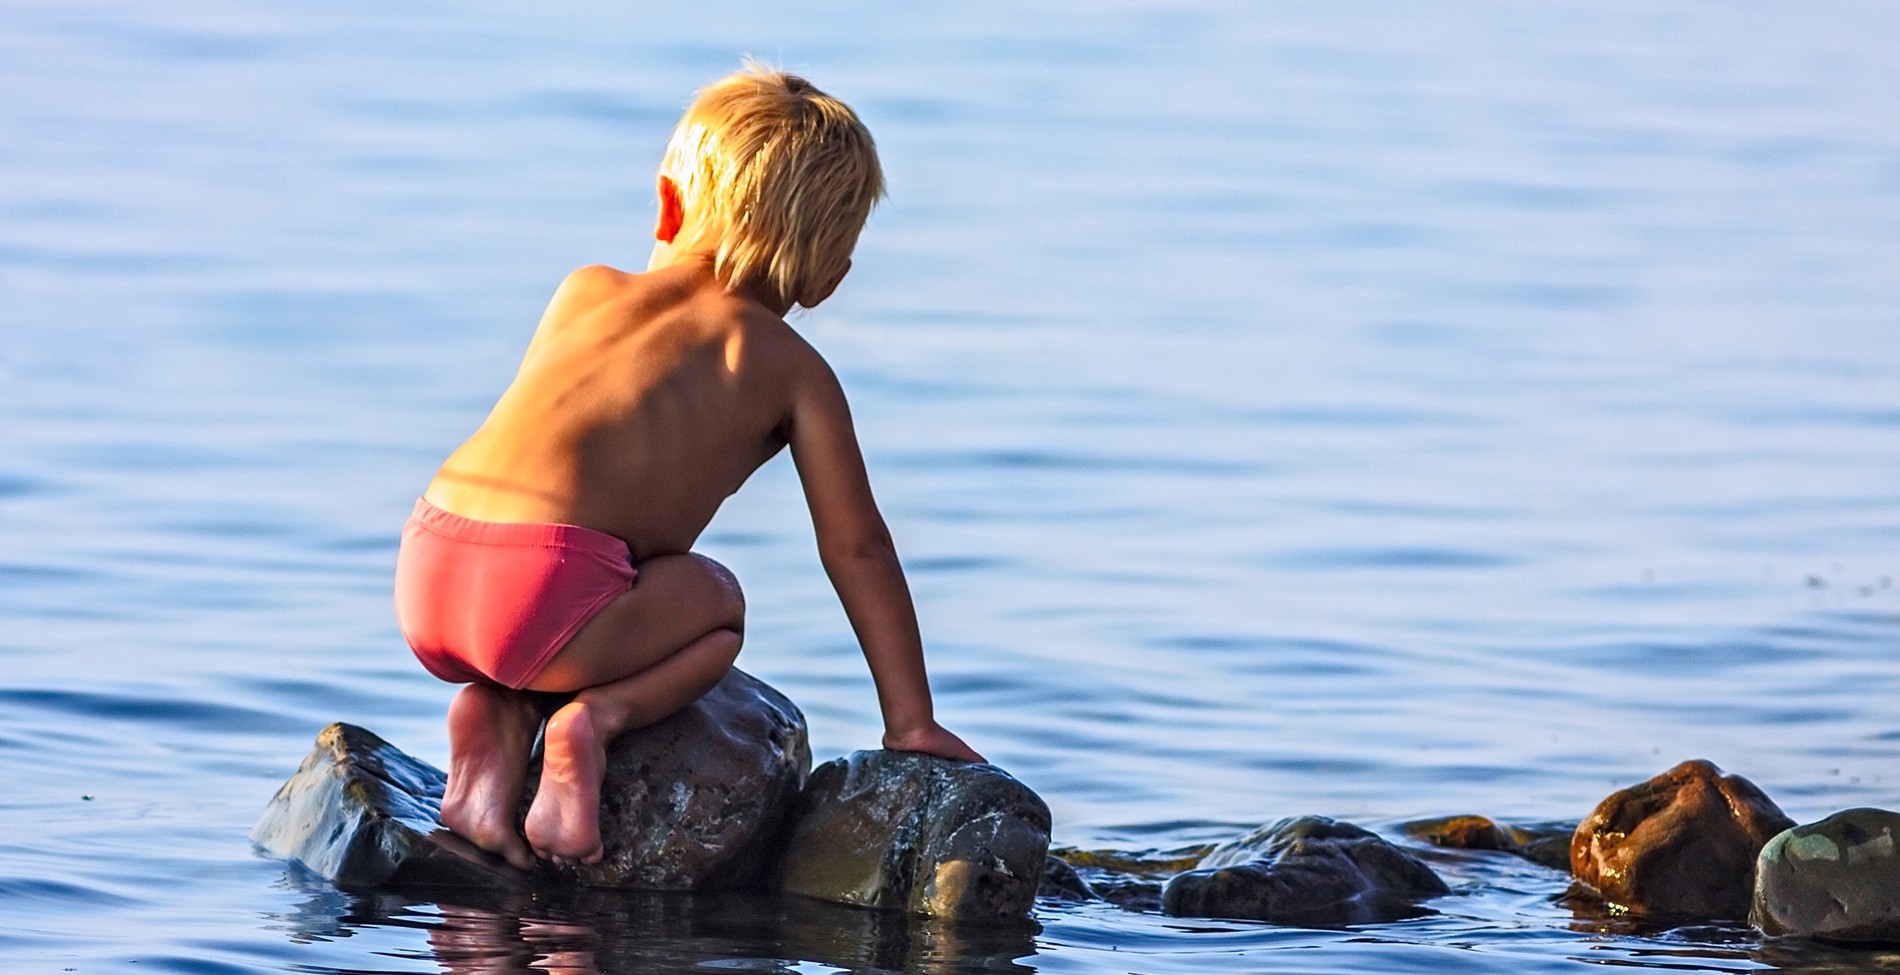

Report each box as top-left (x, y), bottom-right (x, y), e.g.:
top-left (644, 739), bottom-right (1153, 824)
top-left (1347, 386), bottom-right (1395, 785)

top-left (439, 683), bottom-right (544, 871)
top-left (520, 553), bottom-right (745, 865)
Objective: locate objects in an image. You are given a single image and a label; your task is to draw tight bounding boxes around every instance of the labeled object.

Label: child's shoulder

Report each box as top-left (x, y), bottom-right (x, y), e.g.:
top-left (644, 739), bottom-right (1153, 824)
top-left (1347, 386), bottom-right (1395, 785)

top-left (552, 263), bottom-right (636, 304)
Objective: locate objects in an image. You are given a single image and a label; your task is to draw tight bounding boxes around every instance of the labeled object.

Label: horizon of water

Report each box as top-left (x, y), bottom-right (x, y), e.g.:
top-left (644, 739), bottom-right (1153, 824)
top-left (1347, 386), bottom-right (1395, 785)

top-left (2, 1), bottom-right (1897, 973)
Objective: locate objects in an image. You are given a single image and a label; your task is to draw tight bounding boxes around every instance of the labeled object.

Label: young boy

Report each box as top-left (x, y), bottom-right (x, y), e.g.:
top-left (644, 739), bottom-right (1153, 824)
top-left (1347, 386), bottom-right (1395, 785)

top-left (394, 64), bottom-right (983, 870)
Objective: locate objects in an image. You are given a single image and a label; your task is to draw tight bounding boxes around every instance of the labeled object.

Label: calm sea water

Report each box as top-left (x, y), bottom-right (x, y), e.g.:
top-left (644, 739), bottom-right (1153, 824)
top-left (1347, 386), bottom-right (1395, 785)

top-left (3, 1), bottom-right (1897, 972)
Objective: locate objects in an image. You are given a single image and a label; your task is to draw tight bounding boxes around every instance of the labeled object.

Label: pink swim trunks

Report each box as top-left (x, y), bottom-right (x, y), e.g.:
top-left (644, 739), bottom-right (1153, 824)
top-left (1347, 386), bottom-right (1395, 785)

top-left (394, 498), bottom-right (636, 689)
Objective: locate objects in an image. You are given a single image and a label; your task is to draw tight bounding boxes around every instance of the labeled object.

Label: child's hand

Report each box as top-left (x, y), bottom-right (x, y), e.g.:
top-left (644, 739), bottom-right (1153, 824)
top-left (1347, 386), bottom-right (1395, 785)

top-left (884, 721), bottom-right (986, 764)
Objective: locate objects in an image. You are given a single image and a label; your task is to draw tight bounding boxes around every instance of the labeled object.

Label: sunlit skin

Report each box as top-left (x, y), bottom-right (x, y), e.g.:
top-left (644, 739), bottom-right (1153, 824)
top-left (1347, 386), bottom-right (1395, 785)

top-left (429, 175), bottom-right (983, 869)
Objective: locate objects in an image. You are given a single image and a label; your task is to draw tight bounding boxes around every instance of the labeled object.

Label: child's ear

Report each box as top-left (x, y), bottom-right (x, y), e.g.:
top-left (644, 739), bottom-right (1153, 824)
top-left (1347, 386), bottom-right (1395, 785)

top-left (655, 175), bottom-right (685, 244)
top-left (799, 259), bottom-right (852, 309)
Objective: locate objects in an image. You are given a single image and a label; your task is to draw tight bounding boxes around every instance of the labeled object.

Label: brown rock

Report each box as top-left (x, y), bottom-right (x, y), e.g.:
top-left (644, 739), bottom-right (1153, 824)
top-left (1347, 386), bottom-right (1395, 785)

top-left (1400, 815), bottom-right (1577, 871)
top-left (1404, 815), bottom-right (1517, 850)
top-left (1571, 759), bottom-right (1794, 919)
top-left (524, 667), bottom-right (809, 889)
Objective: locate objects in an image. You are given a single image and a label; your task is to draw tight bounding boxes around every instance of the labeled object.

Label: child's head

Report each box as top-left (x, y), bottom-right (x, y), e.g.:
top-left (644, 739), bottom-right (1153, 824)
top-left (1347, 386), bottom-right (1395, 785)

top-left (659, 61), bottom-right (885, 310)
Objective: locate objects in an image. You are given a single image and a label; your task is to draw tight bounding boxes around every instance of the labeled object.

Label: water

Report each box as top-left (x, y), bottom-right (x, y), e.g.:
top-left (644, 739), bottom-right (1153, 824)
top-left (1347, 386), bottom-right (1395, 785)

top-left (2, 1), bottom-right (1896, 972)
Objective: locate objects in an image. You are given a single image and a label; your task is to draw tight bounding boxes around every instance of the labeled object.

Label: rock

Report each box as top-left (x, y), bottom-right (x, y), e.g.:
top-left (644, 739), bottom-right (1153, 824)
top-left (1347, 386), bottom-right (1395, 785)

top-left (1751, 808), bottom-right (1900, 943)
top-left (1038, 854), bottom-right (1097, 902)
top-left (1161, 816), bottom-right (1449, 926)
top-left (1401, 815), bottom-right (1577, 871)
top-left (1048, 845), bottom-right (1209, 913)
top-left (1403, 814), bottom-right (1517, 851)
top-left (254, 668), bottom-right (808, 892)
top-left (251, 722), bottom-right (527, 889)
top-left (776, 750), bottom-right (1051, 920)
top-left (523, 667), bottom-right (810, 889)
top-left (1571, 759), bottom-right (1794, 919)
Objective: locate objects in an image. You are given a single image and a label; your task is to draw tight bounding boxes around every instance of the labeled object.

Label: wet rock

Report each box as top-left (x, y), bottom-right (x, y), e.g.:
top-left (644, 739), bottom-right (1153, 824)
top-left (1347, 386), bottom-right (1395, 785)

top-left (1049, 845), bottom-right (1208, 913)
top-left (1751, 808), bottom-right (1900, 943)
top-left (1161, 816), bottom-right (1449, 926)
top-left (1401, 815), bottom-right (1576, 871)
top-left (251, 722), bottom-right (527, 889)
top-left (776, 750), bottom-right (1051, 920)
top-left (1571, 759), bottom-right (1794, 919)
top-left (254, 668), bottom-right (808, 892)
top-left (524, 667), bottom-right (810, 889)
top-left (1038, 854), bottom-right (1097, 902)
top-left (1404, 814), bottom-right (1518, 851)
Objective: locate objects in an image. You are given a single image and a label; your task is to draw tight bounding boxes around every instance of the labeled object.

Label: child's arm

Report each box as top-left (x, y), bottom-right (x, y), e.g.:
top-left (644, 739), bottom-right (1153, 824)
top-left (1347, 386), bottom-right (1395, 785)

top-left (787, 361), bottom-right (984, 763)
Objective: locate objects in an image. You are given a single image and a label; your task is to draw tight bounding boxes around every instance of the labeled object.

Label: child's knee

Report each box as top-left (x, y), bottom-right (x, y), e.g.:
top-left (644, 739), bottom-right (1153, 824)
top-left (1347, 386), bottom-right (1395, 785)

top-left (689, 553), bottom-right (746, 625)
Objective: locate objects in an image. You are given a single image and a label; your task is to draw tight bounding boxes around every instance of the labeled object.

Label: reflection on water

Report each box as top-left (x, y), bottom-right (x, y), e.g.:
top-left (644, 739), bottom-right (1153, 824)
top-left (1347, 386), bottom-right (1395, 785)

top-left (269, 875), bottom-right (1038, 975)
top-left (1, 0), bottom-right (1896, 972)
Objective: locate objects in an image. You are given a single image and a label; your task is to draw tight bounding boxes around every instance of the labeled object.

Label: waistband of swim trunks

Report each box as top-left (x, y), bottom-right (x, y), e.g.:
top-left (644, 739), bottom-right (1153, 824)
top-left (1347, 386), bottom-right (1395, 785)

top-left (407, 497), bottom-right (632, 560)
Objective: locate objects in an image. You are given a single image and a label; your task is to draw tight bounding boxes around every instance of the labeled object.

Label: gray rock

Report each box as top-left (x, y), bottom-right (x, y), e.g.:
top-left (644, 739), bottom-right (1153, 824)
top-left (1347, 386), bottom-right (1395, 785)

top-left (254, 668), bottom-right (808, 892)
top-left (524, 668), bottom-right (809, 889)
top-left (1161, 816), bottom-right (1449, 926)
top-left (251, 722), bottom-right (527, 889)
top-left (1752, 808), bottom-right (1900, 943)
top-left (777, 750), bottom-right (1051, 920)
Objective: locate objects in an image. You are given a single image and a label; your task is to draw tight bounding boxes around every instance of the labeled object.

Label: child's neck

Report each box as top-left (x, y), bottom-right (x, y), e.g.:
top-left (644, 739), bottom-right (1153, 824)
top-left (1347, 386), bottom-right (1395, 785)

top-left (646, 246), bottom-right (791, 317)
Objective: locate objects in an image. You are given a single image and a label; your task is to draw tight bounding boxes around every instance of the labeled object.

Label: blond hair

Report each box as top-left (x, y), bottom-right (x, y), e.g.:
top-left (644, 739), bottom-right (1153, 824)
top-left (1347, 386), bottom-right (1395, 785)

top-left (659, 61), bottom-right (885, 310)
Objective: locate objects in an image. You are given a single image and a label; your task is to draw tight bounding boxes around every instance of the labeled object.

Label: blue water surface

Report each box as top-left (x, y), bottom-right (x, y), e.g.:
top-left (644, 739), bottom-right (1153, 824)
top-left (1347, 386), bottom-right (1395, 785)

top-left (2, 1), bottom-right (1896, 972)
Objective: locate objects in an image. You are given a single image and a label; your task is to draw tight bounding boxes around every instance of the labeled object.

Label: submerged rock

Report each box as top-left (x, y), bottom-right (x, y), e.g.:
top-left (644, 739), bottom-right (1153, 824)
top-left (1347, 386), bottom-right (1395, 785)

top-left (251, 722), bottom-right (526, 889)
top-left (1161, 816), bottom-right (1449, 926)
top-left (1037, 854), bottom-right (1097, 902)
top-left (1401, 814), bottom-right (1575, 871)
top-left (1047, 845), bottom-right (1209, 913)
top-left (524, 668), bottom-right (809, 890)
top-left (776, 750), bottom-right (1051, 920)
top-left (1571, 759), bottom-right (1793, 919)
top-left (254, 668), bottom-right (808, 892)
top-left (1752, 808), bottom-right (1900, 943)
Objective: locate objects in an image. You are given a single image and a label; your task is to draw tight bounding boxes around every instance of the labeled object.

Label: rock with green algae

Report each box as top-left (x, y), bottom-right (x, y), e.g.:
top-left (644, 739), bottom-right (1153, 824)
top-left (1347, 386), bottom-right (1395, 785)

top-left (776, 750), bottom-right (1051, 920)
top-left (253, 668), bottom-right (809, 891)
top-left (1751, 808), bottom-right (1900, 943)
top-left (1570, 759), bottom-right (1793, 920)
top-left (1161, 816), bottom-right (1449, 926)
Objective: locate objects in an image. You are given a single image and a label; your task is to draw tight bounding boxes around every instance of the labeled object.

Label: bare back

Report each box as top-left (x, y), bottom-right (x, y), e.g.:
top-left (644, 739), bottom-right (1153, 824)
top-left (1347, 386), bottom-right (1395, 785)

top-left (424, 262), bottom-right (818, 557)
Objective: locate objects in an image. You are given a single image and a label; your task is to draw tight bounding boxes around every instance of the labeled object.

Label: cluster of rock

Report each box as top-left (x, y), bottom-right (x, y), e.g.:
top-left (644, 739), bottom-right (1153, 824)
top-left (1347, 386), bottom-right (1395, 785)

top-left (1560, 759), bottom-right (1900, 943)
top-left (1040, 759), bottom-right (1898, 941)
top-left (253, 669), bottom-right (1049, 922)
top-left (254, 678), bottom-right (1898, 942)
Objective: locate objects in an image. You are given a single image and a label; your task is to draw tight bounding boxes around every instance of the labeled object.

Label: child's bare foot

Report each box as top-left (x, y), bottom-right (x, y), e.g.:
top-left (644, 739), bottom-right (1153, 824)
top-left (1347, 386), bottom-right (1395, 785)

top-left (440, 683), bottom-right (539, 871)
top-left (524, 698), bottom-right (606, 865)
